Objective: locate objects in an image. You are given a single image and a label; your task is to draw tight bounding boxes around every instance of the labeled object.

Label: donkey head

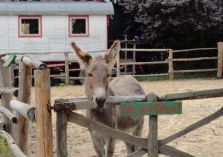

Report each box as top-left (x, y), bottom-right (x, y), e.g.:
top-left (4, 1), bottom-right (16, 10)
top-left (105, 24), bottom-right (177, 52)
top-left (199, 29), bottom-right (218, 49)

top-left (71, 41), bottom-right (120, 108)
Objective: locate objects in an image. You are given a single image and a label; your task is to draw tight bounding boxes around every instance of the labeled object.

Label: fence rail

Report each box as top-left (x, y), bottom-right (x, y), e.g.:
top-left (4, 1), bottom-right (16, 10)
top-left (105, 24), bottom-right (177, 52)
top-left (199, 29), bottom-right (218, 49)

top-left (2, 41), bottom-right (222, 84)
top-left (117, 41), bottom-right (223, 80)
top-left (0, 55), bottom-right (52, 157)
top-left (1, 53), bottom-right (223, 157)
top-left (54, 88), bottom-right (223, 157)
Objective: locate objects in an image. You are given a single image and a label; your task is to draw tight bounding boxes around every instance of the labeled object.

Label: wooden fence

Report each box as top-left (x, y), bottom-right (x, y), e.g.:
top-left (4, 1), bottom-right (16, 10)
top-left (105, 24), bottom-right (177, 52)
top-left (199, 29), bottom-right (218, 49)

top-left (1, 54), bottom-right (223, 157)
top-left (117, 41), bottom-right (223, 79)
top-left (54, 88), bottom-right (223, 157)
top-left (0, 55), bottom-right (52, 157)
top-left (2, 41), bottom-right (223, 86)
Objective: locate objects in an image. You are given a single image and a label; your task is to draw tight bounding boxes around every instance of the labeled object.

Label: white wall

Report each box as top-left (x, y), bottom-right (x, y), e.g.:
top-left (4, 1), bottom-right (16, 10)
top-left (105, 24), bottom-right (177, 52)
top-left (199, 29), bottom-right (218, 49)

top-left (0, 15), bottom-right (107, 61)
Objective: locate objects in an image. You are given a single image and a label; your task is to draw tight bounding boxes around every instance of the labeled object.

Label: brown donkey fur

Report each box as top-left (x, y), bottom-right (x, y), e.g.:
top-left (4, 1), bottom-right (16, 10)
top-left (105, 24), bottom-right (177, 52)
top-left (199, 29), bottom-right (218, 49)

top-left (71, 41), bottom-right (144, 157)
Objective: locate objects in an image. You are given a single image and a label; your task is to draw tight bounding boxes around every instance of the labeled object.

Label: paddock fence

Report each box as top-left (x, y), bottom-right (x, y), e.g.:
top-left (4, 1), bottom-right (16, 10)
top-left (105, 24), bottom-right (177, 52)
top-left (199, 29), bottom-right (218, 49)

top-left (54, 87), bottom-right (223, 157)
top-left (1, 41), bottom-right (222, 86)
top-left (0, 54), bottom-right (52, 157)
top-left (117, 41), bottom-right (223, 79)
top-left (1, 54), bottom-right (223, 157)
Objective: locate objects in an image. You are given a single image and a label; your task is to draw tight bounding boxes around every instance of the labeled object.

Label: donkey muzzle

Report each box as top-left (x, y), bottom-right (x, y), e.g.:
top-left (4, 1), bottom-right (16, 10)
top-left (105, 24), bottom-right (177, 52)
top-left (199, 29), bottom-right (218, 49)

top-left (96, 98), bottom-right (106, 108)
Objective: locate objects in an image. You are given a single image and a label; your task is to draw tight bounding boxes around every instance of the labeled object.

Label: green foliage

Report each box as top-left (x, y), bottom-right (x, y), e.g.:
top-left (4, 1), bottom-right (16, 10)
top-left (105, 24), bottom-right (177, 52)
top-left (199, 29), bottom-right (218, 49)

top-left (0, 136), bottom-right (12, 157)
top-left (118, 0), bottom-right (223, 48)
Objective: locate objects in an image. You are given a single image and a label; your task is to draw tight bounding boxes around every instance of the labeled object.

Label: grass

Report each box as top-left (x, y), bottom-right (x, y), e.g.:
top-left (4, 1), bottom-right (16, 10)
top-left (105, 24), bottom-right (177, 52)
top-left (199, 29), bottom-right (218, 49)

top-left (136, 72), bottom-right (217, 82)
top-left (0, 136), bottom-right (12, 157)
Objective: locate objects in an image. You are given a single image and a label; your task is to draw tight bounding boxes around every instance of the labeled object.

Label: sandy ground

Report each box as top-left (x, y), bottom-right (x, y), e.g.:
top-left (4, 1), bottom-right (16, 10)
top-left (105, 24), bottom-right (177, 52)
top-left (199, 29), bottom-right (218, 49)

top-left (26, 78), bottom-right (223, 157)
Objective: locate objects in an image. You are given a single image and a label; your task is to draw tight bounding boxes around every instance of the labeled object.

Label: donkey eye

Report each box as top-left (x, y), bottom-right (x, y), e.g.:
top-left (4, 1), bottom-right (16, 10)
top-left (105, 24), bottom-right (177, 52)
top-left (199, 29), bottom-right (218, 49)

top-left (88, 73), bottom-right (93, 77)
top-left (107, 74), bottom-right (110, 77)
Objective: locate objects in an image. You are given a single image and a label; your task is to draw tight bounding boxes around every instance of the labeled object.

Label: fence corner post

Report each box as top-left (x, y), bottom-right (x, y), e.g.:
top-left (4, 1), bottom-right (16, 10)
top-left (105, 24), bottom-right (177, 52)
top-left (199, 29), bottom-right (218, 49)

top-left (65, 52), bottom-right (69, 85)
top-left (13, 62), bottom-right (32, 155)
top-left (34, 69), bottom-right (53, 157)
top-left (56, 111), bottom-right (68, 157)
top-left (0, 60), bottom-right (13, 133)
top-left (168, 49), bottom-right (174, 80)
top-left (217, 42), bottom-right (223, 79)
top-left (147, 93), bottom-right (159, 157)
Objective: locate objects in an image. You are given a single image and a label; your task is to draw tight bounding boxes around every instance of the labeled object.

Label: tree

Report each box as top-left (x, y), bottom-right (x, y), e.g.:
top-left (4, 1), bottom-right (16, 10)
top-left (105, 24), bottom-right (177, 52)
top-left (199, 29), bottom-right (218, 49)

top-left (118, 0), bottom-right (223, 48)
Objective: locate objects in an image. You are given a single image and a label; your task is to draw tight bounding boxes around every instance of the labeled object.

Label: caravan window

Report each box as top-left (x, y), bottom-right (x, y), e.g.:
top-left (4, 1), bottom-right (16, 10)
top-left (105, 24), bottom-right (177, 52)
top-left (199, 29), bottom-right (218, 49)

top-left (18, 15), bottom-right (42, 38)
top-left (69, 16), bottom-right (89, 37)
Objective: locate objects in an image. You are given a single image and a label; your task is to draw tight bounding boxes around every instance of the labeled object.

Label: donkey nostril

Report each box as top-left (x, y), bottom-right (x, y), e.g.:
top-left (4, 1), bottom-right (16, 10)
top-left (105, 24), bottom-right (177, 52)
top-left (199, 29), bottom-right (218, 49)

top-left (96, 98), bottom-right (106, 108)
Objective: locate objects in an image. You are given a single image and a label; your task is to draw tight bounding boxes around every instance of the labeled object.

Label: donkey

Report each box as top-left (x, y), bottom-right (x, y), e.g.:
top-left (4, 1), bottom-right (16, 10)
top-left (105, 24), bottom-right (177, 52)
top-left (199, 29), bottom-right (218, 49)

top-left (71, 41), bottom-right (144, 157)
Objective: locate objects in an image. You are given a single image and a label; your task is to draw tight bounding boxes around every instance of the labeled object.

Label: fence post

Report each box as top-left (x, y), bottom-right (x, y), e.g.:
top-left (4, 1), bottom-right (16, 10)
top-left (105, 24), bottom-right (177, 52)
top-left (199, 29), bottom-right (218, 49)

top-left (0, 60), bottom-right (13, 133)
top-left (65, 52), bottom-right (69, 84)
top-left (34, 69), bottom-right (53, 157)
top-left (168, 49), bottom-right (174, 80)
top-left (117, 48), bottom-right (120, 76)
top-left (124, 37), bottom-right (128, 75)
top-left (133, 42), bottom-right (136, 75)
top-left (13, 62), bottom-right (32, 155)
top-left (56, 112), bottom-right (68, 157)
top-left (147, 93), bottom-right (158, 157)
top-left (217, 42), bottom-right (223, 79)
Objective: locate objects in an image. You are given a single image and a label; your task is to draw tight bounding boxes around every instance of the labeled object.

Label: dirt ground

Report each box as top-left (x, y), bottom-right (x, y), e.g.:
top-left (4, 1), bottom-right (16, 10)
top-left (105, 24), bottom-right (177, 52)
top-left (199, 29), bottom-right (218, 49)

top-left (28, 78), bottom-right (223, 157)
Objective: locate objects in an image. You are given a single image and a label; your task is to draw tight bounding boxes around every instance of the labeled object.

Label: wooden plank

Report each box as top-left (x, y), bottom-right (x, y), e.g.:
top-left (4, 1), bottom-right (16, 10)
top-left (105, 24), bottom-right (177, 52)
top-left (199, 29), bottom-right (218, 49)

top-left (133, 73), bottom-right (168, 77)
top-left (10, 100), bottom-right (36, 121)
top-left (67, 112), bottom-right (148, 149)
top-left (64, 52), bottom-right (69, 85)
top-left (68, 77), bottom-right (85, 80)
top-left (173, 48), bottom-right (217, 53)
top-left (121, 48), bottom-right (168, 52)
top-left (159, 145), bottom-right (194, 157)
top-left (174, 68), bottom-right (217, 73)
top-left (34, 69), bottom-right (53, 157)
top-left (160, 106), bottom-right (223, 145)
top-left (117, 45), bottom-right (121, 76)
top-left (168, 49), bottom-right (174, 80)
top-left (0, 130), bottom-right (27, 157)
top-left (2, 55), bottom-right (47, 70)
top-left (69, 68), bottom-right (82, 72)
top-left (13, 62), bottom-right (32, 154)
top-left (159, 88), bottom-right (223, 101)
top-left (53, 88), bottom-right (223, 111)
top-left (47, 63), bottom-right (65, 68)
top-left (127, 149), bottom-right (146, 157)
top-left (133, 43), bottom-right (136, 74)
top-left (56, 112), bottom-right (68, 157)
top-left (0, 60), bottom-right (13, 133)
top-left (0, 87), bottom-right (18, 97)
top-left (124, 38), bottom-right (127, 74)
top-left (0, 106), bottom-right (17, 123)
top-left (173, 57), bottom-right (217, 62)
top-left (120, 61), bottom-right (168, 65)
top-left (148, 115), bottom-right (158, 157)
top-left (147, 92), bottom-right (158, 157)
top-left (217, 42), bottom-right (223, 78)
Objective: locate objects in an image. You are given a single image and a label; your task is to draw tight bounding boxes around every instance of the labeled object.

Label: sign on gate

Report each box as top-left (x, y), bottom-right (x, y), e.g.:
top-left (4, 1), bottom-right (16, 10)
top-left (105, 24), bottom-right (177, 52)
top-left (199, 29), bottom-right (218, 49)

top-left (120, 101), bottom-right (182, 116)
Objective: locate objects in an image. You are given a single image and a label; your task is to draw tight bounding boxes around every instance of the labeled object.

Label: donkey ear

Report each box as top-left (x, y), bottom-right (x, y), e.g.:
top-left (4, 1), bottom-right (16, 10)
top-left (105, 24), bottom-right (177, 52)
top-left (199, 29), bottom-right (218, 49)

top-left (105, 40), bottom-right (120, 68)
top-left (71, 42), bottom-right (92, 66)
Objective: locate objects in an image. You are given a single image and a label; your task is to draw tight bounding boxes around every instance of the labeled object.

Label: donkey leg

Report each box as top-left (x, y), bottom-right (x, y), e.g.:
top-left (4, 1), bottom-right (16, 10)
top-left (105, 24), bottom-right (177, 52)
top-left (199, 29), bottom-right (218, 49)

top-left (125, 142), bottom-right (135, 154)
top-left (91, 132), bottom-right (105, 157)
top-left (125, 120), bottom-right (144, 154)
top-left (105, 137), bottom-right (115, 157)
top-left (133, 120), bottom-right (144, 151)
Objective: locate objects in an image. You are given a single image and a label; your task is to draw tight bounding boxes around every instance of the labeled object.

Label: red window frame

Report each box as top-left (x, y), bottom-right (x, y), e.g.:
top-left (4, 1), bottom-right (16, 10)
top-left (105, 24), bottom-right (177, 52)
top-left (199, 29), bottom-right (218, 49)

top-left (69, 15), bottom-right (89, 37)
top-left (18, 15), bottom-right (42, 38)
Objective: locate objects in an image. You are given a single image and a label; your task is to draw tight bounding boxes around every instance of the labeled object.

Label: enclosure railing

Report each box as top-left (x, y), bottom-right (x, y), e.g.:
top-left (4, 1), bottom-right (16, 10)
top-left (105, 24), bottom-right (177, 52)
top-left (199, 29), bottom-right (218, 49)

top-left (54, 88), bottom-right (223, 157)
top-left (117, 41), bottom-right (223, 80)
top-left (0, 55), bottom-right (52, 157)
top-left (1, 41), bottom-right (223, 85)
